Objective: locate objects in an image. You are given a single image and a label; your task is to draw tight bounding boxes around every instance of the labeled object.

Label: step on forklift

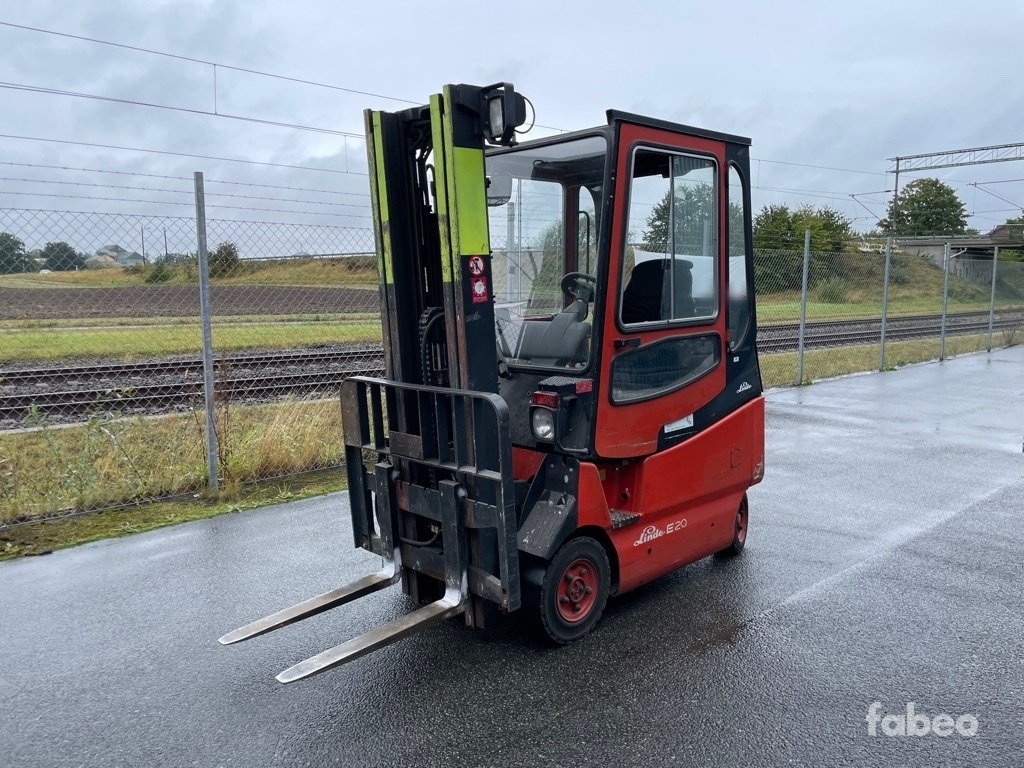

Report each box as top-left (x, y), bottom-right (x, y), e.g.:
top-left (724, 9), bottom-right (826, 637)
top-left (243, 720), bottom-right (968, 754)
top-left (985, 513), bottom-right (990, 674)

top-left (220, 83), bottom-right (765, 683)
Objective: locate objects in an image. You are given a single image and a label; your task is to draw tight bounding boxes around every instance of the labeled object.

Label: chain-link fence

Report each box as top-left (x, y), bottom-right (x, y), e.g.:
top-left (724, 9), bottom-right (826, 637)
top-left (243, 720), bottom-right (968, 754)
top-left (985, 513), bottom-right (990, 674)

top-left (754, 235), bottom-right (1024, 388)
top-left (0, 184), bottom-right (383, 522)
top-left (3, 195), bottom-right (1022, 525)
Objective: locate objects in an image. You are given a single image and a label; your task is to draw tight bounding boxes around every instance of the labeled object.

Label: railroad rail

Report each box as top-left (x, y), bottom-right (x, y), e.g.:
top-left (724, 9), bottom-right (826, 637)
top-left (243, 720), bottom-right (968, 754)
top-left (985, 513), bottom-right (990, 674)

top-left (0, 345), bottom-right (383, 386)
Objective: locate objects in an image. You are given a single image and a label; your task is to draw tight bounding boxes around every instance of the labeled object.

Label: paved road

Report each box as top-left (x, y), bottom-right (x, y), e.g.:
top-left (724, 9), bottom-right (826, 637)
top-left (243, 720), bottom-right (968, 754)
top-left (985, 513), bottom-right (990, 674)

top-left (2, 348), bottom-right (1022, 767)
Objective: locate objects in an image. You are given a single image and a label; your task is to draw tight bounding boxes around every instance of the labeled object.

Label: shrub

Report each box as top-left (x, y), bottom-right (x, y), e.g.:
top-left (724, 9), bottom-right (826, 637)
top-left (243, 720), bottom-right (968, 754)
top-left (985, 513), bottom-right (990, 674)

top-left (144, 261), bottom-right (173, 283)
top-left (814, 276), bottom-right (848, 304)
top-left (209, 242), bottom-right (240, 277)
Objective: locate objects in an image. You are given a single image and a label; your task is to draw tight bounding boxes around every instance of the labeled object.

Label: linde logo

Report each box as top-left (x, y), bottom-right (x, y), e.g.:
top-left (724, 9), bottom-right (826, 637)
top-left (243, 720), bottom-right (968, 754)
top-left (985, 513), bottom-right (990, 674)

top-left (866, 702), bottom-right (979, 737)
top-left (632, 519), bottom-right (687, 547)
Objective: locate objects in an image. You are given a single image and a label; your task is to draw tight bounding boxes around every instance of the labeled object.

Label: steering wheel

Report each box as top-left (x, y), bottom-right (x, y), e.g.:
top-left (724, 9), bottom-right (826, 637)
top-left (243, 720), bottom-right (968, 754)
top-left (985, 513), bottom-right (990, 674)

top-left (560, 272), bottom-right (597, 303)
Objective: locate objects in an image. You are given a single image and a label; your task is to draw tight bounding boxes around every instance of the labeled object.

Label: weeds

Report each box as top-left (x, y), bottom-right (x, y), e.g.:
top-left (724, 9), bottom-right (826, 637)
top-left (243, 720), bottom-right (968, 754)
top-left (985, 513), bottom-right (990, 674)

top-left (0, 397), bottom-right (343, 524)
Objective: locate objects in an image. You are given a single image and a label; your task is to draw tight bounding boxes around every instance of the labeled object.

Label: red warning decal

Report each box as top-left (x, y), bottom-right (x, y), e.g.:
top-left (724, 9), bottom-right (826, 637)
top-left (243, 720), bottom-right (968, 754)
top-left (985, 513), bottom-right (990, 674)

top-left (467, 255), bottom-right (485, 276)
top-left (470, 276), bottom-right (488, 304)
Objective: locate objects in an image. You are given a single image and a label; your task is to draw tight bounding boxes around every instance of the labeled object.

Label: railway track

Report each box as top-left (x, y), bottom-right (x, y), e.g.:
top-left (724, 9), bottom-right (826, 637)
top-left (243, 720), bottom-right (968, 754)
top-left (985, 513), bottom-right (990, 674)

top-left (758, 310), bottom-right (1023, 351)
top-left (1, 309), bottom-right (1020, 424)
top-left (0, 345), bottom-right (383, 386)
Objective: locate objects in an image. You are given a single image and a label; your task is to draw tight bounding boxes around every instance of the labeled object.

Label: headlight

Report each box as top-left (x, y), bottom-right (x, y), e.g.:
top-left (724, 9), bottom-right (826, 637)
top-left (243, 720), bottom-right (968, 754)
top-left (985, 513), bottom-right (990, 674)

top-left (488, 96), bottom-right (505, 139)
top-left (530, 408), bottom-right (555, 441)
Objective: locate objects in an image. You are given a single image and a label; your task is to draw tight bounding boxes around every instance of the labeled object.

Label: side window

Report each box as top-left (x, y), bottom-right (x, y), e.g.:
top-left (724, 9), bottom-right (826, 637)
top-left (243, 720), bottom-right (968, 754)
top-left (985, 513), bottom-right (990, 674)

top-left (727, 165), bottom-right (751, 350)
top-left (621, 149), bottom-right (717, 326)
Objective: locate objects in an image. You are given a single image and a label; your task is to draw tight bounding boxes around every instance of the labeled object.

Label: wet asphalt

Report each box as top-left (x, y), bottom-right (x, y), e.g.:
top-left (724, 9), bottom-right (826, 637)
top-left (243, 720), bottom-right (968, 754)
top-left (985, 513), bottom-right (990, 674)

top-left (1, 348), bottom-right (1022, 768)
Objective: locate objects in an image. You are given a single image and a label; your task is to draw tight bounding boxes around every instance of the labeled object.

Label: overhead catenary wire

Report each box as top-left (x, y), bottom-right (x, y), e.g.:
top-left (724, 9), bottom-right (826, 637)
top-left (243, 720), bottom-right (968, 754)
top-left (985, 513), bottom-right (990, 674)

top-left (0, 175), bottom-right (372, 209)
top-left (0, 161), bottom-right (372, 197)
top-left (0, 80), bottom-right (364, 138)
top-left (0, 190), bottom-right (371, 220)
top-left (0, 205), bottom-right (375, 229)
top-left (0, 20), bottom-right (568, 133)
top-left (969, 183), bottom-right (1023, 212)
top-left (0, 133), bottom-right (364, 175)
top-left (1, 21), bottom-right (921, 179)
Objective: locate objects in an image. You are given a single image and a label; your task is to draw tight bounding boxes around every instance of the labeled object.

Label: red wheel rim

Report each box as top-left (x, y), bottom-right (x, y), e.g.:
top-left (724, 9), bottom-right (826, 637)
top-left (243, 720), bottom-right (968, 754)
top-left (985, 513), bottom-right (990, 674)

top-left (736, 505), bottom-right (748, 544)
top-left (556, 557), bottom-right (598, 623)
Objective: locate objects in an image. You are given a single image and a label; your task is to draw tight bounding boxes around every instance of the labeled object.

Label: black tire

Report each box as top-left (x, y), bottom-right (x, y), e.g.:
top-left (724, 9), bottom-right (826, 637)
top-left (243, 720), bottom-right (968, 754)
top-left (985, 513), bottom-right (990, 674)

top-left (716, 495), bottom-right (749, 558)
top-left (538, 536), bottom-right (610, 645)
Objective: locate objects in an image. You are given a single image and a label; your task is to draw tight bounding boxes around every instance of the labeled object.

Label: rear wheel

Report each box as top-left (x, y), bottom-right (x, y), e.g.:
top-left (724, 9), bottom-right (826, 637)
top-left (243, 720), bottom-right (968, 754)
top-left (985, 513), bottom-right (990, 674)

top-left (717, 495), bottom-right (749, 557)
top-left (538, 536), bottom-right (610, 644)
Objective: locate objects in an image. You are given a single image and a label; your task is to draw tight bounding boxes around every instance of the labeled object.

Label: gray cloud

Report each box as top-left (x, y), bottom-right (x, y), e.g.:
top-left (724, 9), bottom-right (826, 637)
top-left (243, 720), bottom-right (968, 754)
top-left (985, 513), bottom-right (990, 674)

top-left (1, 0), bottom-right (1023, 247)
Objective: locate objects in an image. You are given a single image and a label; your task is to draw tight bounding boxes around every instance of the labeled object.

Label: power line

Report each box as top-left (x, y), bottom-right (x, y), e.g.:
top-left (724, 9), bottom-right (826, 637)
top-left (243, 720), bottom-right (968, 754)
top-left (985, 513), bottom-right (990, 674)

top-left (0, 80), bottom-right (363, 138)
top-left (0, 205), bottom-right (375, 230)
top-left (972, 177), bottom-right (1024, 186)
top-left (0, 20), bottom-right (420, 105)
top-left (969, 183), bottom-right (1023, 211)
top-left (0, 20), bottom-right (568, 133)
top-left (0, 133), bottom-right (365, 175)
top-left (752, 157), bottom-right (887, 177)
top-left (0, 161), bottom-right (371, 197)
top-left (0, 175), bottom-right (371, 209)
top-left (0, 189), bottom-right (371, 220)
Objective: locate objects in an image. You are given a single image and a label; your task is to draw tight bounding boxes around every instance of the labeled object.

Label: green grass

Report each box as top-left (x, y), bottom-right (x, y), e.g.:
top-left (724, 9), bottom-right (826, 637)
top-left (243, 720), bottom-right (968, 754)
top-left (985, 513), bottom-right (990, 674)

top-left (0, 319), bottom-right (382, 362)
top-left (0, 259), bottom-right (378, 289)
top-left (0, 397), bottom-right (348, 524)
top-left (0, 469), bottom-right (347, 560)
top-left (759, 331), bottom-right (1013, 388)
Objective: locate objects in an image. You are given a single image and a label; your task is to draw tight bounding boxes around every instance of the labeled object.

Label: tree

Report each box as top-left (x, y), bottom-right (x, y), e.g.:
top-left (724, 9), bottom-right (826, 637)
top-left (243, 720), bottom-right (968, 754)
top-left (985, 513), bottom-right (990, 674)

top-left (641, 184), bottom-right (716, 253)
top-left (41, 241), bottom-right (86, 271)
top-left (209, 241), bottom-right (240, 277)
top-left (879, 178), bottom-right (967, 236)
top-left (753, 204), bottom-right (852, 251)
top-left (751, 204), bottom-right (855, 293)
top-left (0, 232), bottom-right (34, 274)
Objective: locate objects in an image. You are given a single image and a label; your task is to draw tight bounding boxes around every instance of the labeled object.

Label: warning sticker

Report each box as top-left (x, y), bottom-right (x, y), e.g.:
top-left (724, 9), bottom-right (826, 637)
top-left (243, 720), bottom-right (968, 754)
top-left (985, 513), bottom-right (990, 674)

top-left (467, 255), bottom-right (485, 276)
top-left (470, 276), bottom-right (488, 304)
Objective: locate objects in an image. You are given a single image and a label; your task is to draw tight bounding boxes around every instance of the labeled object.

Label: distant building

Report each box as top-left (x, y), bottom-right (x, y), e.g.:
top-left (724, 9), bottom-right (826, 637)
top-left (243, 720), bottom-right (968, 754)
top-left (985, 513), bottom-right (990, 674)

top-left (94, 244), bottom-right (145, 267)
top-left (85, 253), bottom-right (120, 269)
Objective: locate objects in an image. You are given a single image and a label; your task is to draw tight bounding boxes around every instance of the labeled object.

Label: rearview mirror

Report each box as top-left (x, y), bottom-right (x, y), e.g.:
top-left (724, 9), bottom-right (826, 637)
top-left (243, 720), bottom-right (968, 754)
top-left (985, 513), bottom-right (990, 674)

top-left (487, 174), bottom-right (513, 206)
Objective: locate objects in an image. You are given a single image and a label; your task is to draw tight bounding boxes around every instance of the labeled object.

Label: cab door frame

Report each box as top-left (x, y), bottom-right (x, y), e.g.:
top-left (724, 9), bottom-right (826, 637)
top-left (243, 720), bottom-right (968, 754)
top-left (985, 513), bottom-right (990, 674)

top-left (595, 117), bottom-right (733, 459)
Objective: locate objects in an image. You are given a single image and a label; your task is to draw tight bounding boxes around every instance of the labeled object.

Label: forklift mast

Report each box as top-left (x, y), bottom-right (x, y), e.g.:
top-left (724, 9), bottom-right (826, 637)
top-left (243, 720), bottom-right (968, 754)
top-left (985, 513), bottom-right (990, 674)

top-left (368, 83), bottom-right (516, 394)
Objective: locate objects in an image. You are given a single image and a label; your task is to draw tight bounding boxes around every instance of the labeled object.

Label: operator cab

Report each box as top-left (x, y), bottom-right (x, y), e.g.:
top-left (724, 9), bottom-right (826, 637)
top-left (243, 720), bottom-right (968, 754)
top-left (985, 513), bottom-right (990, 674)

top-left (486, 114), bottom-right (759, 459)
top-left (486, 135), bottom-right (605, 370)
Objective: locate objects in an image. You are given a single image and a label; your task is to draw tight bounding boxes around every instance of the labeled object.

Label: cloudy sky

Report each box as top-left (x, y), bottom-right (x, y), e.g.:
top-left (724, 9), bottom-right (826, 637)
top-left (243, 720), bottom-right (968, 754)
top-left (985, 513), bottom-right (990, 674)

top-left (1, 0), bottom-right (1023, 254)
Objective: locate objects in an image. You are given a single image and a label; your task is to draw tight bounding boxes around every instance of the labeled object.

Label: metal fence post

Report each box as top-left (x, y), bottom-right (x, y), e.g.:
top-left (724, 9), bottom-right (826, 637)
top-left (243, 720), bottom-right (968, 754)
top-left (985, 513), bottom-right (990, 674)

top-left (939, 241), bottom-right (950, 362)
top-left (879, 237), bottom-right (892, 371)
top-left (987, 246), bottom-right (999, 352)
top-left (796, 228), bottom-right (811, 384)
top-left (194, 171), bottom-right (220, 492)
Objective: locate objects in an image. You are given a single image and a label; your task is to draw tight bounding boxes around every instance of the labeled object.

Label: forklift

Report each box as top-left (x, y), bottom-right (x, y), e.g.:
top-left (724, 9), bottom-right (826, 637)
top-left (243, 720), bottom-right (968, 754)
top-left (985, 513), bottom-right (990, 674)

top-left (220, 83), bottom-right (765, 683)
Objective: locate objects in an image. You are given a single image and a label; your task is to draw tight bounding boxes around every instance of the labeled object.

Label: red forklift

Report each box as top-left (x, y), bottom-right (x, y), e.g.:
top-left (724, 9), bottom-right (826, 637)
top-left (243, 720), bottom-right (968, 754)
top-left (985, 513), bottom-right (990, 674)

top-left (220, 84), bottom-right (765, 682)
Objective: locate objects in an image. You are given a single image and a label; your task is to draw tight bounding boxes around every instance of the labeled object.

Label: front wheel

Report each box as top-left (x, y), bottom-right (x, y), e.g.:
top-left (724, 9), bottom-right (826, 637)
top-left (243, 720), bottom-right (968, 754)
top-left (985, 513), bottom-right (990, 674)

top-left (538, 536), bottom-right (610, 644)
top-left (716, 495), bottom-right (749, 558)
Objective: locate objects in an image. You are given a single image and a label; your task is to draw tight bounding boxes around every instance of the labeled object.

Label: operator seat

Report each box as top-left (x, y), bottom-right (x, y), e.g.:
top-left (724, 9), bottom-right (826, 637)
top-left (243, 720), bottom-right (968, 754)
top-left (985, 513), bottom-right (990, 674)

top-left (621, 258), bottom-right (695, 324)
top-left (514, 298), bottom-right (591, 366)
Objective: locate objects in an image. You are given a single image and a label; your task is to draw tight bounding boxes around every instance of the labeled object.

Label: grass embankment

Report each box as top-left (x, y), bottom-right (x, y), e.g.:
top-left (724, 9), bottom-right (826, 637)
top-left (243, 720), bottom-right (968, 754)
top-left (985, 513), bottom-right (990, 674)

top-left (0, 258), bottom-right (378, 289)
top-left (757, 250), bottom-right (1011, 324)
top-left (0, 397), bottom-right (346, 527)
top-left (1, 317), bottom-right (381, 362)
top-left (760, 330), bottom-right (1015, 388)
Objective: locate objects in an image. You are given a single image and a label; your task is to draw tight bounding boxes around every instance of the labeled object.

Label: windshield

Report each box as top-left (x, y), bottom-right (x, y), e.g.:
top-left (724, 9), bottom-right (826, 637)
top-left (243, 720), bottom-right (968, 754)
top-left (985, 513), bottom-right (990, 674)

top-left (486, 134), bottom-right (607, 370)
